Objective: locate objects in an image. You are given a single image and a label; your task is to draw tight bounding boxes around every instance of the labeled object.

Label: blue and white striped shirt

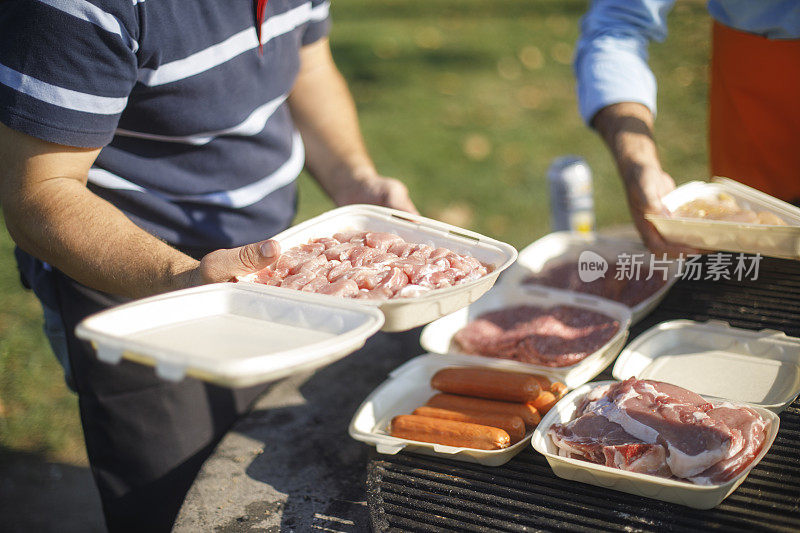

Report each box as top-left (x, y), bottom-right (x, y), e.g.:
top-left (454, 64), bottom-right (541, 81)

top-left (0, 0), bottom-right (331, 254)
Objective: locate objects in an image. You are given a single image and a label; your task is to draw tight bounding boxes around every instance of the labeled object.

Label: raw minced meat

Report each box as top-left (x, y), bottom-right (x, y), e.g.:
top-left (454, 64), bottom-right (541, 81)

top-left (452, 304), bottom-right (619, 367)
top-left (524, 260), bottom-right (667, 307)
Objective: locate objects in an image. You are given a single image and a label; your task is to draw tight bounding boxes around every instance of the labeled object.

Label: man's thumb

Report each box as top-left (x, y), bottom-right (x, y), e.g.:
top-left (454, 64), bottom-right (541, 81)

top-left (200, 239), bottom-right (281, 282)
top-left (235, 239), bottom-right (281, 274)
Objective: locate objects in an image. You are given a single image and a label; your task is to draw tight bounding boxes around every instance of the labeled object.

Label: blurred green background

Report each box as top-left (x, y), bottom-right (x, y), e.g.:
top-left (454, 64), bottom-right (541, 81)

top-left (0, 0), bottom-right (709, 467)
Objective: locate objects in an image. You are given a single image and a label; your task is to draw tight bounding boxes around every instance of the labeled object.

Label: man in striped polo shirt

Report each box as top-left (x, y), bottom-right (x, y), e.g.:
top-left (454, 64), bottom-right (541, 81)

top-left (0, 0), bottom-right (416, 530)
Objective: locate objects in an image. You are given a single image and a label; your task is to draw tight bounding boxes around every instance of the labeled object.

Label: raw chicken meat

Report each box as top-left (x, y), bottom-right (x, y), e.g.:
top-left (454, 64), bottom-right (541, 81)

top-left (250, 230), bottom-right (491, 300)
top-left (280, 272), bottom-right (316, 290)
top-left (453, 305), bottom-right (619, 367)
top-left (300, 277), bottom-right (329, 293)
top-left (388, 241), bottom-right (415, 257)
top-left (672, 192), bottom-right (787, 225)
top-left (333, 230), bottom-right (368, 243)
top-left (323, 243), bottom-right (353, 261)
top-left (365, 231), bottom-right (404, 251)
top-left (318, 279), bottom-right (360, 298)
top-left (341, 266), bottom-right (385, 290)
top-left (549, 378), bottom-right (769, 484)
top-left (375, 267), bottom-right (409, 292)
top-left (346, 246), bottom-right (381, 267)
top-left (328, 260), bottom-right (353, 282)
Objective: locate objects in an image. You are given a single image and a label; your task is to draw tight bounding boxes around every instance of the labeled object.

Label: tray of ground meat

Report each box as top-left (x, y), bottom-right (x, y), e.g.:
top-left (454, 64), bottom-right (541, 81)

top-left (499, 231), bottom-right (679, 323)
top-left (420, 285), bottom-right (631, 387)
top-left (532, 378), bottom-right (779, 509)
top-left (238, 205), bottom-right (518, 332)
top-left (646, 177), bottom-right (800, 259)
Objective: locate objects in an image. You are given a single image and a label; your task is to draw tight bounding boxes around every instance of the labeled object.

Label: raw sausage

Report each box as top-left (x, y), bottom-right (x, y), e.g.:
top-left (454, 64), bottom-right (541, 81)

top-left (531, 374), bottom-right (552, 391)
top-left (390, 414), bottom-right (511, 450)
top-left (430, 367), bottom-right (541, 402)
top-left (529, 391), bottom-right (559, 415)
top-left (550, 382), bottom-right (568, 399)
top-left (426, 393), bottom-right (541, 428)
top-left (412, 406), bottom-right (526, 444)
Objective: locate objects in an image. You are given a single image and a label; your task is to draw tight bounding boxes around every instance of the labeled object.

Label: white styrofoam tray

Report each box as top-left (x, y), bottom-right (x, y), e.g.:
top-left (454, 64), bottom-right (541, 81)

top-left (532, 381), bottom-right (780, 509)
top-left (613, 319), bottom-right (800, 413)
top-left (349, 352), bottom-right (563, 466)
top-left (646, 177), bottom-right (800, 259)
top-left (75, 283), bottom-right (385, 388)
top-left (419, 284), bottom-right (632, 388)
top-left (238, 204), bottom-right (518, 332)
top-left (499, 231), bottom-right (679, 324)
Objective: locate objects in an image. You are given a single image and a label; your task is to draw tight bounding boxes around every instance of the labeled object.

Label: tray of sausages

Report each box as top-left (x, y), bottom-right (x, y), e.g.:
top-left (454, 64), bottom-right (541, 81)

top-left (238, 204), bottom-right (518, 332)
top-left (349, 355), bottom-right (567, 466)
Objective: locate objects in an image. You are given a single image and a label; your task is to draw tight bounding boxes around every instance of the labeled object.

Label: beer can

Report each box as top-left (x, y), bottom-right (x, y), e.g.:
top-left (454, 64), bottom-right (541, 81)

top-left (547, 155), bottom-right (594, 233)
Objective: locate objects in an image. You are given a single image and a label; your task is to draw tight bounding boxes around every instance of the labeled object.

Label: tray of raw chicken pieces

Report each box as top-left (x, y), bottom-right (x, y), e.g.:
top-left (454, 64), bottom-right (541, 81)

top-left (75, 205), bottom-right (516, 386)
top-left (238, 204), bottom-right (518, 331)
top-left (646, 176), bottom-right (800, 259)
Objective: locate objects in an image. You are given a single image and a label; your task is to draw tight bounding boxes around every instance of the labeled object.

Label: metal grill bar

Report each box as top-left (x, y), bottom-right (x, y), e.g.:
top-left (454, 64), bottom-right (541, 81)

top-left (367, 256), bottom-right (800, 532)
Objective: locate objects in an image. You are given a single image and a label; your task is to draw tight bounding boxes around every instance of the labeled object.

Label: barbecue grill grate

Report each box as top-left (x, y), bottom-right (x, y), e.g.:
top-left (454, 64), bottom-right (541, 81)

top-left (366, 256), bottom-right (800, 532)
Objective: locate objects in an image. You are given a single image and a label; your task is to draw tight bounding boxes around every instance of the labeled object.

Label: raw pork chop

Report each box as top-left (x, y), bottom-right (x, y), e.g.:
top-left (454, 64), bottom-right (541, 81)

top-left (690, 403), bottom-right (768, 484)
top-left (549, 411), bottom-right (670, 476)
top-left (549, 379), bottom-right (769, 484)
top-left (578, 380), bottom-right (731, 478)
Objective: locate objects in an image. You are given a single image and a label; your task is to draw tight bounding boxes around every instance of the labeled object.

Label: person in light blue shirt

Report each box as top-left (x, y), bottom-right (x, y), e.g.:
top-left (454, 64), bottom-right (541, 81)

top-left (575, 0), bottom-right (800, 255)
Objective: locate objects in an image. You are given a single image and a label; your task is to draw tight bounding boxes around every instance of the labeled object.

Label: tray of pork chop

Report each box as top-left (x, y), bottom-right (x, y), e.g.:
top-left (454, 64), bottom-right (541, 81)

top-left (238, 205), bottom-right (518, 331)
top-left (532, 319), bottom-right (800, 508)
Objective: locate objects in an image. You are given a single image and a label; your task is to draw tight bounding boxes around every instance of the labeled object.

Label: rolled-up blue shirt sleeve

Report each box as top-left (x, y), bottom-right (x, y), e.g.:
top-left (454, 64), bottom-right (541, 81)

top-left (574, 0), bottom-right (675, 126)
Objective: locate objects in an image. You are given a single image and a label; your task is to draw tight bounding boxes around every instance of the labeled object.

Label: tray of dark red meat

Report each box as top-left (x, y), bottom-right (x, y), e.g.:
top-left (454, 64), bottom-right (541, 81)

top-left (421, 286), bottom-right (631, 387)
top-left (500, 232), bottom-right (679, 323)
top-left (238, 205), bottom-right (518, 331)
top-left (452, 304), bottom-right (620, 368)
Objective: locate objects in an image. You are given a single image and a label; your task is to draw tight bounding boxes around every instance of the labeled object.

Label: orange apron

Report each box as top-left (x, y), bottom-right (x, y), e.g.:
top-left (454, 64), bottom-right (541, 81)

top-left (709, 21), bottom-right (800, 201)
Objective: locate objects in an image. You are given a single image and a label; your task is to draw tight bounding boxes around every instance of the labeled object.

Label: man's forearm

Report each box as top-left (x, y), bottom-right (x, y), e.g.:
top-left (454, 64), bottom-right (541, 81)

top-left (590, 102), bottom-right (689, 255)
top-left (3, 177), bottom-right (198, 298)
top-left (592, 102), bottom-right (662, 183)
top-left (288, 39), bottom-right (376, 198)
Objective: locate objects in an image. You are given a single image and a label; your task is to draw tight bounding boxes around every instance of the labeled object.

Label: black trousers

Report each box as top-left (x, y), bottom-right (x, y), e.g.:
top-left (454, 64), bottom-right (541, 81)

top-left (47, 268), bottom-right (271, 532)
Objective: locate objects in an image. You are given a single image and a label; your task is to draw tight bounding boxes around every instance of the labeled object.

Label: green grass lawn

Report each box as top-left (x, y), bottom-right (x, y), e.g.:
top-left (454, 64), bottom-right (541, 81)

top-left (0, 0), bottom-right (710, 465)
